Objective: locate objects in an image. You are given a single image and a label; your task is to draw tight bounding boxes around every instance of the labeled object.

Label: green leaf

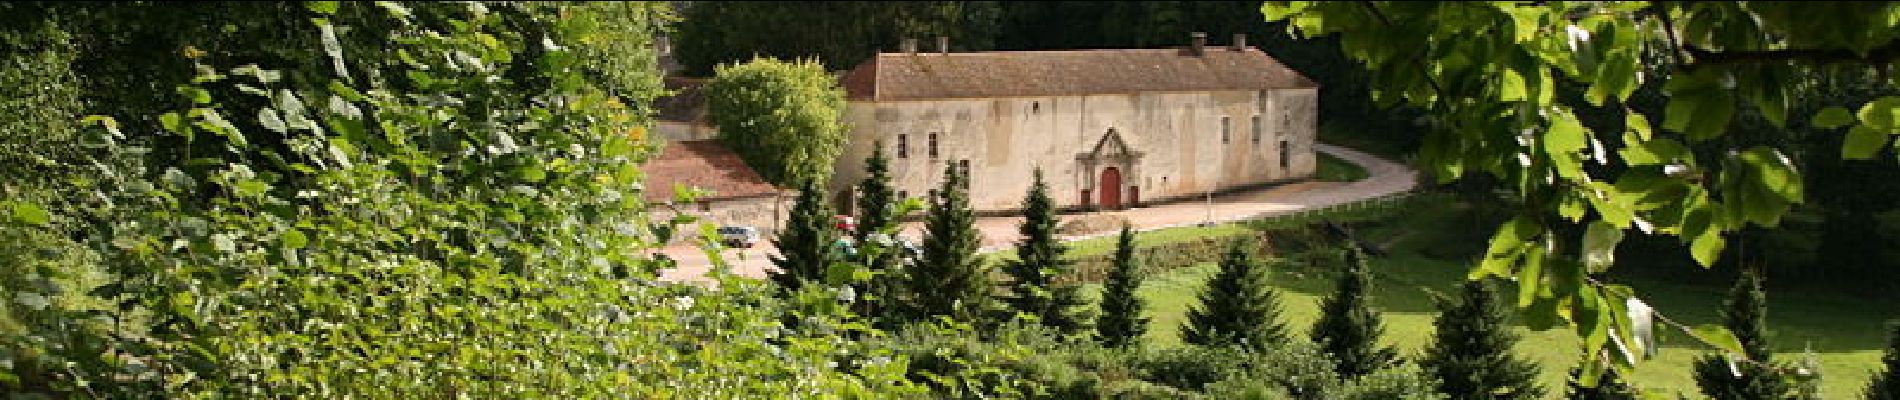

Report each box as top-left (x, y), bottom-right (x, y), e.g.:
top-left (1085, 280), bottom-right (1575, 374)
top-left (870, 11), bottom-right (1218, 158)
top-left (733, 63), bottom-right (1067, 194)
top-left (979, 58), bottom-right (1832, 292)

top-left (1810, 106), bottom-right (1854, 129)
top-left (282, 229), bottom-right (308, 249)
top-left (1740, 147), bottom-right (1802, 203)
top-left (10, 202), bottom-right (50, 226)
top-left (160, 112), bottom-right (187, 134)
top-left (1559, 193), bottom-right (1588, 221)
top-left (1689, 229), bottom-right (1724, 268)
top-left (1844, 125), bottom-right (1888, 160)
top-left (1626, 111), bottom-right (1653, 140)
top-left (1691, 324), bottom-right (1746, 357)
top-left (307, 1), bottom-right (340, 14)
top-left (1500, 68), bottom-right (1528, 101)
top-left (1857, 96), bottom-right (1900, 130)
top-left (1574, 285), bottom-right (1610, 359)
top-left (1581, 221), bottom-right (1622, 273)
top-left (1517, 243), bottom-right (1546, 308)
top-left (1619, 136), bottom-right (1687, 166)
top-left (1473, 216), bottom-right (1537, 279)
top-left (259, 108), bottom-right (288, 133)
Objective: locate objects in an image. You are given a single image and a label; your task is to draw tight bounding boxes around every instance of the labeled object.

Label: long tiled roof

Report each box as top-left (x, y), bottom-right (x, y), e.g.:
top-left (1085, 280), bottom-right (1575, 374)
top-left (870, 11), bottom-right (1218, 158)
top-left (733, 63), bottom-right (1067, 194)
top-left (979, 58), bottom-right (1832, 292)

top-left (842, 47), bottom-right (1317, 101)
top-left (642, 140), bottom-right (780, 202)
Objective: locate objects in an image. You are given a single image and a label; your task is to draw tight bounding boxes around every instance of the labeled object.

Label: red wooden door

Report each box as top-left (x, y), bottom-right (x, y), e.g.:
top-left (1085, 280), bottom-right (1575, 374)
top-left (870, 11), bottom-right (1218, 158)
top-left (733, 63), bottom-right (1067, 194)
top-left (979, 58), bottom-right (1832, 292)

top-left (1099, 167), bottom-right (1122, 209)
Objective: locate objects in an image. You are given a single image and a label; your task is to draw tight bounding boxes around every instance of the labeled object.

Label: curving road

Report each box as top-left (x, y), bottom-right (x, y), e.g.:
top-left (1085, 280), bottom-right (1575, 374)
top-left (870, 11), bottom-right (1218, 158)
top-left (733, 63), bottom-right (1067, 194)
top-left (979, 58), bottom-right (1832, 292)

top-left (656, 144), bottom-right (1418, 282)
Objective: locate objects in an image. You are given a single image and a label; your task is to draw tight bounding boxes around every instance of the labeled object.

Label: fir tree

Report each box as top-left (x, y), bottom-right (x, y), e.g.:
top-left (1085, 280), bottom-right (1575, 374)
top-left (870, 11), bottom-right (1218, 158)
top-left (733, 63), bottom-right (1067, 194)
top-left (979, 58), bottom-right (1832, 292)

top-left (768, 179), bottom-right (838, 293)
top-left (1096, 224), bottom-right (1148, 348)
top-left (1311, 245), bottom-right (1399, 378)
top-left (1001, 169), bottom-right (1091, 334)
top-left (1866, 320), bottom-right (1900, 400)
top-left (1422, 279), bottom-right (1543, 399)
top-left (903, 161), bottom-right (992, 323)
top-left (1693, 270), bottom-right (1800, 399)
top-left (1181, 241), bottom-right (1289, 348)
top-left (854, 141), bottom-right (896, 241)
top-left (1565, 353), bottom-right (1638, 400)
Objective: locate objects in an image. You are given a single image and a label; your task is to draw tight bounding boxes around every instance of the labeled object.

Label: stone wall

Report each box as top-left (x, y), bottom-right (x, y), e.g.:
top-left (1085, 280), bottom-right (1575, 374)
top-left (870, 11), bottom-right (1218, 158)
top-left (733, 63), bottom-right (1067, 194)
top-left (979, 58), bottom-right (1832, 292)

top-left (829, 88), bottom-right (1318, 213)
top-left (650, 194), bottom-right (789, 243)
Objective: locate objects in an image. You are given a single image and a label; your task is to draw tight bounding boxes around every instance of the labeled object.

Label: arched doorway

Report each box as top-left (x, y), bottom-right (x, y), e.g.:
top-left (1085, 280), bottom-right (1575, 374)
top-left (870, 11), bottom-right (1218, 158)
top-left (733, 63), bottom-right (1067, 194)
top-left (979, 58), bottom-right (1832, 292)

top-left (1099, 167), bottom-right (1122, 209)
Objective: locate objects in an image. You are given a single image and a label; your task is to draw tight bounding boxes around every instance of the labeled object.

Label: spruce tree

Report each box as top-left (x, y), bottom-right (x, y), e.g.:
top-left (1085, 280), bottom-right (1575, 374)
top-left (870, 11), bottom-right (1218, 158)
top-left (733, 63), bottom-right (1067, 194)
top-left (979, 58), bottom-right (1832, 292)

top-left (1096, 224), bottom-right (1148, 348)
top-left (1565, 354), bottom-right (1638, 400)
top-left (1693, 270), bottom-right (1798, 399)
top-left (1866, 320), bottom-right (1900, 400)
top-left (854, 141), bottom-right (896, 241)
top-left (852, 143), bottom-right (901, 325)
top-left (1311, 246), bottom-right (1399, 378)
top-left (903, 161), bottom-right (992, 323)
top-left (1181, 241), bottom-right (1289, 348)
top-left (768, 179), bottom-right (838, 293)
top-left (1422, 279), bottom-right (1543, 399)
top-left (1001, 169), bottom-right (1091, 334)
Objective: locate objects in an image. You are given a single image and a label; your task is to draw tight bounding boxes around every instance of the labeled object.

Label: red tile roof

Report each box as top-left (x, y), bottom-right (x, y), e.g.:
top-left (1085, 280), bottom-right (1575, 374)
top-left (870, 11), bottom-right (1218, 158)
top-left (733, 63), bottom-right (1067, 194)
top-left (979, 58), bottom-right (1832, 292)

top-left (643, 140), bottom-right (781, 202)
top-left (843, 47), bottom-right (1318, 101)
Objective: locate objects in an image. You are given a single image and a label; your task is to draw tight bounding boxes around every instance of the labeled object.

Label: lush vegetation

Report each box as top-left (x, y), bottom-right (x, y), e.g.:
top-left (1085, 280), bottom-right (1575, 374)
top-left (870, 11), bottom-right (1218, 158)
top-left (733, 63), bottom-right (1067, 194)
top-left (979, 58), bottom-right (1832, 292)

top-left (702, 56), bottom-right (847, 186)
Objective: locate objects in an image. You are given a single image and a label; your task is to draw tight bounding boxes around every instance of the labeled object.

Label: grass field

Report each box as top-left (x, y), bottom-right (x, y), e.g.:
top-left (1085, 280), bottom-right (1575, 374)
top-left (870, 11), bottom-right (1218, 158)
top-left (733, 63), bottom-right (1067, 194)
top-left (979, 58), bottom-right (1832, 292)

top-left (1073, 199), bottom-right (1894, 398)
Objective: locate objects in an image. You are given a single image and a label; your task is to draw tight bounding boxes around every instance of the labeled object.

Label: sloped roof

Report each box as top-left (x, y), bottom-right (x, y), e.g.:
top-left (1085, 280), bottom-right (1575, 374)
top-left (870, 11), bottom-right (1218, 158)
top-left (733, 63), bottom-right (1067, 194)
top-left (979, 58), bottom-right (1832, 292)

top-left (643, 140), bottom-right (781, 202)
top-left (842, 47), bottom-right (1318, 101)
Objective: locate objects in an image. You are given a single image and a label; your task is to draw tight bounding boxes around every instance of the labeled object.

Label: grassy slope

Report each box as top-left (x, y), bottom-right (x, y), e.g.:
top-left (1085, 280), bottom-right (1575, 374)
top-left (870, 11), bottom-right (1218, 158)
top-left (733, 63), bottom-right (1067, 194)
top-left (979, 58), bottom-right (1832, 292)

top-left (1077, 200), bottom-right (1891, 399)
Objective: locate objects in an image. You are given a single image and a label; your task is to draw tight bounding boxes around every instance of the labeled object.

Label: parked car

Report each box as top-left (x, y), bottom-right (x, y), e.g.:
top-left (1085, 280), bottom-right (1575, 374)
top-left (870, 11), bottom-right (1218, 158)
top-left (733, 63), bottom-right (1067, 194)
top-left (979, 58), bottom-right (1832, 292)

top-left (716, 226), bottom-right (762, 248)
top-left (833, 215), bottom-right (857, 232)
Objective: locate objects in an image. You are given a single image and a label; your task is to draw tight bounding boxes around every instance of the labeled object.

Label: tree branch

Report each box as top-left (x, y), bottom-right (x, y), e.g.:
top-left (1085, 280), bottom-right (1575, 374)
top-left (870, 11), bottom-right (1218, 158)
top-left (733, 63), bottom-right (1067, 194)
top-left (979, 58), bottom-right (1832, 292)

top-left (1686, 40), bottom-right (1900, 67)
top-left (1356, 1), bottom-right (1447, 97)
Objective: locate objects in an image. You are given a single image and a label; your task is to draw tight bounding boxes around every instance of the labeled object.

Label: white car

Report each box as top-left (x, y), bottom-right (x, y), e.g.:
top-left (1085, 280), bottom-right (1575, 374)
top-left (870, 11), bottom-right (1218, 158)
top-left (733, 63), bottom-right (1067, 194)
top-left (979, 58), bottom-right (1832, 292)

top-left (717, 226), bottom-right (761, 248)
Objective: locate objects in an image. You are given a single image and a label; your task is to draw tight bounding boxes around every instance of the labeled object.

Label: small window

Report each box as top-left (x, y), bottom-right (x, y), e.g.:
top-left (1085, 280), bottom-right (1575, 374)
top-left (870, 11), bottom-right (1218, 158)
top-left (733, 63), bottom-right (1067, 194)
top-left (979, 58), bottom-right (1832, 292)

top-left (1251, 115), bottom-right (1262, 144)
top-left (1279, 140), bottom-right (1291, 171)
top-left (958, 159), bottom-right (970, 176)
top-left (1032, 101), bottom-right (1041, 114)
top-left (897, 134), bottom-right (909, 159)
top-left (899, 190), bottom-right (909, 200)
top-left (1221, 116), bottom-right (1231, 144)
top-left (929, 133), bottom-right (940, 158)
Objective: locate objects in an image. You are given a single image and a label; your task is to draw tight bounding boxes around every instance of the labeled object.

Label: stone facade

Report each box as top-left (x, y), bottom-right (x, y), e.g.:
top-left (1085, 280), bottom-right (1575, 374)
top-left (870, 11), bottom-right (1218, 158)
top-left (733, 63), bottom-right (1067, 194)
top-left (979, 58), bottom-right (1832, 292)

top-left (649, 194), bottom-right (789, 242)
top-left (829, 37), bottom-right (1319, 213)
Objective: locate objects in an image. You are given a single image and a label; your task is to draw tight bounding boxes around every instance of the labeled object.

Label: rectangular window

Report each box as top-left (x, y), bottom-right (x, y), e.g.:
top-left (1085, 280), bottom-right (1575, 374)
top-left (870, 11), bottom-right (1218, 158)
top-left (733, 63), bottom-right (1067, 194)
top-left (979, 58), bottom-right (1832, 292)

top-left (1221, 116), bottom-right (1231, 144)
top-left (929, 133), bottom-right (940, 158)
top-left (896, 134), bottom-right (909, 159)
top-left (1279, 140), bottom-right (1291, 171)
top-left (958, 159), bottom-right (971, 188)
top-left (1251, 115), bottom-right (1263, 144)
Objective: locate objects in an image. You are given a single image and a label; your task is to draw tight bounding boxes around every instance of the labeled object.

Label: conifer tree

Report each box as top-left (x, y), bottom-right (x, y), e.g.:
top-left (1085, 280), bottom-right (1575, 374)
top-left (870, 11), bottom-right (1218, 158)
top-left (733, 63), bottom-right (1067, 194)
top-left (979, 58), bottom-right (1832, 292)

top-left (854, 141), bottom-right (896, 241)
top-left (1311, 245), bottom-right (1399, 378)
top-left (1096, 224), bottom-right (1148, 348)
top-left (1422, 279), bottom-right (1543, 399)
top-left (768, 179), bottom-right (838, 293)
top-left (903, 161), bottom-right (992, 323)
top-left (1001, 169), bottom-right (1091, 334)
top-left (1865, 320), bottom-right (1899, 400)
top-left (1693, 270), bottom-right (1801, 399)
top-left (1566, 353), bottom-right (1638, 400)
top-left (1181, 241), bottom-right (1288, 348)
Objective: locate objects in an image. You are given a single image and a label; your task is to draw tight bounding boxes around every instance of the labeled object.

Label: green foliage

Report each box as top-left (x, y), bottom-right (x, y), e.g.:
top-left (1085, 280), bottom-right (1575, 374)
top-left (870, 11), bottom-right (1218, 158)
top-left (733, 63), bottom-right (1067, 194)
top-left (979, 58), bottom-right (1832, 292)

top-left (1262, 0), bottom-right (1900, 374)
top-left (1422, 279), bottom-right (1544, 399)
top-left (673, 1), bottom-right (997, 76)
top-left (1567, 354), bottom-right (1639, 400)
top-left (0, 2), bottom-right (926, 397)
top-left (1692, 271), bottom-right (1816, 399)
top-left (1181, 241), bottom-right (1289, 348)
top-left (769, 180), bottom-right (841, 293)
top-left (1001, 170), bottom-right (1091, 335)
top-left (702, 56), bottom-right (846, 186)
top-left (903, 161), bottom-right (993, 324)
top-left (1331, 362), bottom-right (1449, 400)
top-left (1311, 246), bottom-right (1400, 378)
top-left (1871, 321), bottom-right (1900, 400)
top-left (854, 141), bottom-right (897, 240)
top-left (1096, 224), bottom-right (1149, 348)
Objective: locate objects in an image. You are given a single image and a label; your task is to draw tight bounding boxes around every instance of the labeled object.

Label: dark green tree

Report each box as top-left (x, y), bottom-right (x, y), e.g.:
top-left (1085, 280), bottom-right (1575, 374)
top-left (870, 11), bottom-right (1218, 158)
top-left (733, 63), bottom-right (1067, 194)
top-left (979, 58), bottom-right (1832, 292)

top-left (674, 1), bottom-right (1000, 76)
top-left (768, 180), bottom-right (840, 292)
top-left (854, 141), bottom-right (898, 241)
top-left (903, 161), bottom-right (992, 323)
top-left (1096, 224), bottom-right (1148, 348)
top-left (1566, 354), bottom-right (1638, 400)
top-left (1181, 241), bottom-right (1288, 348)
top-left (1865, 320), bottom-right (1900, 400)
top-left (702, 56), bottom-right (847, 186)
top-left (1311, 246), bottom-right (1399, 378)
top-left (1693, 270), bottom-right (1803, 399)
top-left (1000, 169), bottom-right (1090, 334)
top-left (1422, 279), bottom-right (1543, 399)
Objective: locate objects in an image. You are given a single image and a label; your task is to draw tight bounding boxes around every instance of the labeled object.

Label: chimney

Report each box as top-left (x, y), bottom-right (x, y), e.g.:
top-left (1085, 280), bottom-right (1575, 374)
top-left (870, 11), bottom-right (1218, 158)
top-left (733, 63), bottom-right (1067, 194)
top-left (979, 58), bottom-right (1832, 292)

top-left (936, 36), bottom-right (950, 55)
top-left (901, 38), bottom-right (918, 55)
top-left (1231, 33), bottom-right (1247, 51)
top-left (1189, 32), bottom-right (1207, 56)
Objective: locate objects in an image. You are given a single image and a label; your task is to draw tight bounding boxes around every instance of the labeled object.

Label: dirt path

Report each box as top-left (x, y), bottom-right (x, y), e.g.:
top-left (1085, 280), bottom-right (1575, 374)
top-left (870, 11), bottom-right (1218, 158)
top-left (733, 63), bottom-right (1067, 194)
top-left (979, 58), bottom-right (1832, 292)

top-left (657, 144), bottom-right (1417, 282)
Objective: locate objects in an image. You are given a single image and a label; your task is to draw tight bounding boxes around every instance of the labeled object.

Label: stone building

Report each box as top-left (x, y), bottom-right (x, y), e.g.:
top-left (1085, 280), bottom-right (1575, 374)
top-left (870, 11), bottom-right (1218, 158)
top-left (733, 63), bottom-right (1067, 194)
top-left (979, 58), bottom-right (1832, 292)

top-left (643, 140), bottom-right (789, 239)
top-left (828, 33), bottom-right (1319, 213)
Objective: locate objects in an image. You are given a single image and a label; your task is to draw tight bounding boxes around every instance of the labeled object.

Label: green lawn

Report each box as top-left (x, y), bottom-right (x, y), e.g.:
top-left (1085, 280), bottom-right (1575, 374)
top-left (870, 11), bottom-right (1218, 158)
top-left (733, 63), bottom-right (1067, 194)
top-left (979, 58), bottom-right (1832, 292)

top-left (1073, 199), bottom-right (1892, 398)
top-left (1315, 151), bottom-right (1370, 182)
